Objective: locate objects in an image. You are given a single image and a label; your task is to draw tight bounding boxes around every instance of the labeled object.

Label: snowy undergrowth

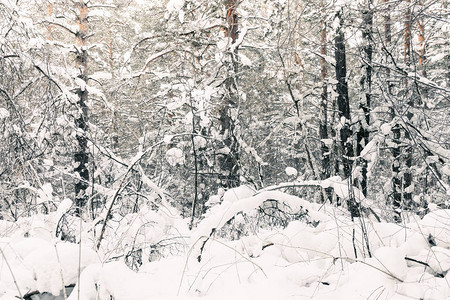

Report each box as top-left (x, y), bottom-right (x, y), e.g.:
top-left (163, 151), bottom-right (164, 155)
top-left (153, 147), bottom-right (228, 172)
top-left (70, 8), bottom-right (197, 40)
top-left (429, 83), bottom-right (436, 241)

top-left (0, 187), bottom-right (449, 299)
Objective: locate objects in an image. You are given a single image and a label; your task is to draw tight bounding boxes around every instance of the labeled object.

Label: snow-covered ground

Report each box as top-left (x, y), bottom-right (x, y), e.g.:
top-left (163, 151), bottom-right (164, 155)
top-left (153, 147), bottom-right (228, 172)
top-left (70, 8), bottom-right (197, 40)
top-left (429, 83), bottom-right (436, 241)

top-left (0, 187), bottom-right (449, 300)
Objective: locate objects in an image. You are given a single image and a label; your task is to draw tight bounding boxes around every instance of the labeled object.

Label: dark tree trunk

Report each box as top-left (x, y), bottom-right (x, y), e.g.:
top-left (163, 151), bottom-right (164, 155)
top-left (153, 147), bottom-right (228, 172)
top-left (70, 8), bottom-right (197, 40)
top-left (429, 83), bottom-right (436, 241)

top-left (335, 9), bottom-right (360, 219)
top-left (383, 0), bottom-right (392, 93)
top-left (390, 0), bottom-right (415, 223)
top-left (356, 0), bottom-right (373, 197)
top-left (74, 1), bottom-right (89, 216)
top-left (403, 0), bottom-right (413, 208)
top-left (319, 0), bottom-right (332, 202)
top-left (391, 124), bottom-right (402, 222)
top-left (383, 0), bottom-right (402, 221)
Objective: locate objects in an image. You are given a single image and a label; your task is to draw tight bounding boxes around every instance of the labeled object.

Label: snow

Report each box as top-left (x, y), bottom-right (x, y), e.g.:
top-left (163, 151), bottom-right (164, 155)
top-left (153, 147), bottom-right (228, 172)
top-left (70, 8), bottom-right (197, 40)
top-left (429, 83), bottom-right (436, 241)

top-left (25, 242), bottom-right (99, 296)
top-left (1, 0), bottom-right (448, 298)
top-left (36, 183), bottom-right (53, 205)
top-left (166, 0), bottom-right (185, 23)
top-left (380, 122), bottom-right (392, 135)
top-left (320, 176), bottom-right (370, 205)
top-left (74, 77), bottom-right (86, 92)
top-left (372, 246), bottom-right (408, 280)
top-left (165, 147), bottom-right (184, 166)
top-left (0, 188), bottom-right (449, 300)
top-left (163, 134), bottom-right (174, 144)
top-left (0, 237), bottom-right (99, 298)
top-left (222, 185), bottom-right (255, 204)
top-left (442, 164), bottom-right (450, 177)
top-left (56, 199), bottom-right (72, 218)
top-left (420, 210), bottom-right (450, 248)
top-left (321, 138), bottom-right (333, 146)
top-left (285, 167), bottom-right (298, 177)
top-left (359, 139), bottom-right (377, 159)
top-left (324, 55), bottom-right (336, 65)
top-left (283, 116), bottom-right (300, 125)
top-left (0, 108), bottom-right (10, 119)
top-left (238, 53), bottom-right (252, 66)
top-left (166, 0), bottom-right (185, 13)
top-left (193, 136), bottom-right (207, 150)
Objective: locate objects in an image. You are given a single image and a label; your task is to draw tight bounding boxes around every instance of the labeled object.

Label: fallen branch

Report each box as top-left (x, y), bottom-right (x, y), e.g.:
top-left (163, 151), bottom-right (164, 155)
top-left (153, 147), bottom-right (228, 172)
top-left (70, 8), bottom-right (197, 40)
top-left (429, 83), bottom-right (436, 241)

top-left (404, 256), bottom-right (445, 278)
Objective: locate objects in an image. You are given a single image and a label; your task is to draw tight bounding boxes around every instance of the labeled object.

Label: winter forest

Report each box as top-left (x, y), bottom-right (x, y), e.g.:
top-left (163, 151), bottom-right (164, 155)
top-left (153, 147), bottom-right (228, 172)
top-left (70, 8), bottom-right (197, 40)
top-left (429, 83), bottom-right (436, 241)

top-left (0, 0), bottom-right (449, 299)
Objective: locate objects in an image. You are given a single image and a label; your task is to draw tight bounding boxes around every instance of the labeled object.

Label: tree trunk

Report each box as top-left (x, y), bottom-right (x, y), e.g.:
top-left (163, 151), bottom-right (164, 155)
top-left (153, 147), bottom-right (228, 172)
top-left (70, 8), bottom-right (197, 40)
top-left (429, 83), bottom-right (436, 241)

top-left (391, 0), bottom-right (414, 222)
top-left (383, 0), bottom-right (402, 221)
top-left (383, 0), bottom-right (392, 93)
top-left (391, 124), bottom-right (402, 222)
top-left (404, 0), bottom-right (411, 70)
top-left (46, 3), bottom-right (53, 40)
top-left (403, 0), bottom-right (413, 209)
top-left (219, 0), bottom-right (240, 188)
top-left (335, 9), bottom-right (359, 219)
top-left (319, 0), bottom-right (332, 202)
top-left (417, 18), bottom-right (426, 77)
top-left (356, 0), bottom-right (373, 197)
top-left (74, 0), bottom-right (89, 216)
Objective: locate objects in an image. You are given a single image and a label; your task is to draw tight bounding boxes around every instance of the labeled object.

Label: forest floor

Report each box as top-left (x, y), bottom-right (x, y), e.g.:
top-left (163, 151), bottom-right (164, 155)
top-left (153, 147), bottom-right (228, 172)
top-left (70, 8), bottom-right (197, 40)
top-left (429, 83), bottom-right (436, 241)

top-left (0, 186), bottom-right (449, 300)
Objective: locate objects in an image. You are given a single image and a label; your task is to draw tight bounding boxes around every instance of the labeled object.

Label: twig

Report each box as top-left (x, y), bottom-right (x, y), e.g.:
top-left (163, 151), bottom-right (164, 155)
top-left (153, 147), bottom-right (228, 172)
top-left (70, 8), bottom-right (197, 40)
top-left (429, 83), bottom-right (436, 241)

top-left (341, 256), bottom-right (404, 282)
top-left (178, 235), bottom-right (267, 296)
top-left (77, 214), bottom-right (83, 300)
top-left (95, 141), bottom-right (164, 250)
top-left (404, 256), bottom-right (431, 268)
top-left (54, 243), bottom-right (68, 300)
top-left (95, 165), bottom-right (133, 250)
top-left (0, 247), bottom-right (23, 299)
top-left (34, 65), bottom-right (64, 93)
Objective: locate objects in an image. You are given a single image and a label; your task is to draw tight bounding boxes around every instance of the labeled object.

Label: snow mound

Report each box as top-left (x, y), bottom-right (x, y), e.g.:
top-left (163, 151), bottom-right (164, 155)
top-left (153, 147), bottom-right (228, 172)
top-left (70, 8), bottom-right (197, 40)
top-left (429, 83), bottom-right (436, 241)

top-left (420, 209), bottom-right (450, 248)
top-left (0, 239), bottom-right (99, 298)
top-left (1, 195), bottom-right (449, 300)
top-left (222, 185), bottom-right (255, 203)
top-left (24, 242), bottom-right (99, 296)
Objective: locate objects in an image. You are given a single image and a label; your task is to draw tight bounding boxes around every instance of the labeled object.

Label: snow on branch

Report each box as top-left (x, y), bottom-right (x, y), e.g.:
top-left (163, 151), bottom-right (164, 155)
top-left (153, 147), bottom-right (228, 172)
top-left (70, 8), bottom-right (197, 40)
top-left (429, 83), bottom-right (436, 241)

top-left (261, 176), bottom-right (371, 206)
top-left (191, 189), bottom-right (330, 261)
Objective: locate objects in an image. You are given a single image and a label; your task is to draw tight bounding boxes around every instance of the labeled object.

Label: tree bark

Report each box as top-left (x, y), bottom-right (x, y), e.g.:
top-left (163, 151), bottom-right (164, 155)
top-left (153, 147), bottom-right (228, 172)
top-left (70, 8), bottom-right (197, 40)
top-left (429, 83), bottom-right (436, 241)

top-left (46, 3), bottom-right (53, 40)
top-left (382, 0), bottom-right (402, 221)
top-left (335, 9), bottom-right (359, 218)
top-left (417, 1), bottom-right (426, 78)
top-left (403, 0), bottom-right (413, 208)
top-left (383, 0), bottom-right (392, 93)
top-left (74, 0), bottom-right (89, 216)
top-left (391, 0), bottom-right (414, 222)
top-left (219, 0), bottom-right (240, 188)
top-left (319, 0), bottom-right (332, 202)
top-left (404, 0), bottom-right (412, 70)
top-left (356, 0), bottom-right (373, 197)
top-left (417, 21), bottom-right (425, 76)
top-left (391, 123), bottom-right (402, 222)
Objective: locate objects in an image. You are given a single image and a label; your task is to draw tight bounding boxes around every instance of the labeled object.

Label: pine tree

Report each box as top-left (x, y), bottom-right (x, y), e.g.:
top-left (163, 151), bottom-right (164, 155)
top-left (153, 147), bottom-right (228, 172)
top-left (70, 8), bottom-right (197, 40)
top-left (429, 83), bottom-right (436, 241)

top-left (219, 0), bottom-right (241, 188)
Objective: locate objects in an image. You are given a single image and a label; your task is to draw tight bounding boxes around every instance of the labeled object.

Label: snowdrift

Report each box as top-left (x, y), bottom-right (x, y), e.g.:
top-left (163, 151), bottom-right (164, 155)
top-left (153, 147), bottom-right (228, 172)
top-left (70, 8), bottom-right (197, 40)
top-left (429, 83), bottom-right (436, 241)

top-left (0, 188), bottom-right (449, 299)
